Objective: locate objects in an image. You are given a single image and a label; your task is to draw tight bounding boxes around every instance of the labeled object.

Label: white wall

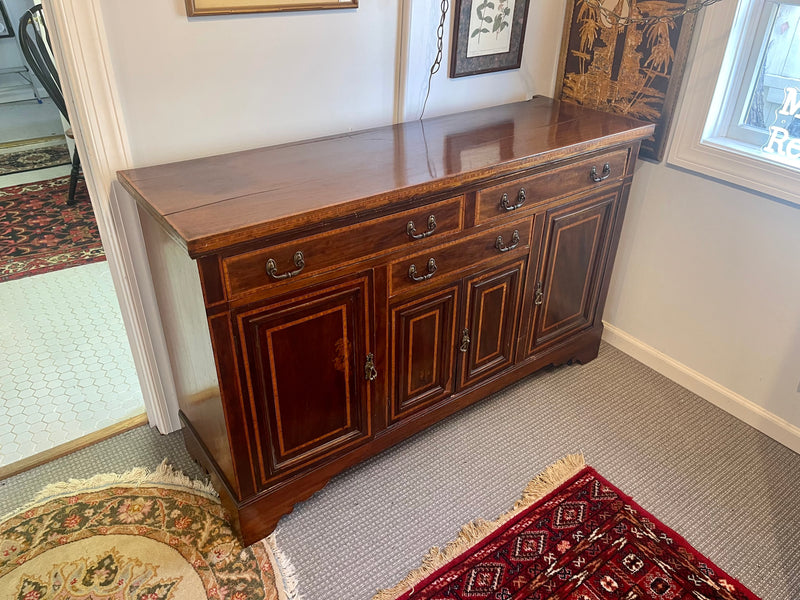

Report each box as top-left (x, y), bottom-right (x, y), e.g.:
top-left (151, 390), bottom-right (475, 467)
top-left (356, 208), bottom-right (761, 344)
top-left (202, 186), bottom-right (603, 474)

top-left (100, 1), bottom-right (398, 165)
top-left (97, 0), bottom-right (800, 446)
top-left (601, 8), bottom-right (800, 446)
top-left (399, 2), bottom-right (564, 121)
top-left (100, 0), bottom-right (566, 165)
top-left (604, 159), bottom-right (800, 441)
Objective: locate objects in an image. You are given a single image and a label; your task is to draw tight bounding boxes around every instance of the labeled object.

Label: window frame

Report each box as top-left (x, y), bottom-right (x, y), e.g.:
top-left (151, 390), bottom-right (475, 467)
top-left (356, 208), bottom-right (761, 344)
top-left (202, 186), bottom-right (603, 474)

top-left (667, 0), bottom-right (800, 207)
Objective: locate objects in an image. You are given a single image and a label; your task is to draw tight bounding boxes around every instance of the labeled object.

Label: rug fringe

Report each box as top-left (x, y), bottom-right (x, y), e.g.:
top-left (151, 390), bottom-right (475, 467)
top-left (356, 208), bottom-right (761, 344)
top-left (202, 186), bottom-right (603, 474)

top-left (1, 460), bottom-right (218, 522)
top-left (264, 531), bottom-right (303, 600)
top-left (372, 453), bottom-right (586, 600)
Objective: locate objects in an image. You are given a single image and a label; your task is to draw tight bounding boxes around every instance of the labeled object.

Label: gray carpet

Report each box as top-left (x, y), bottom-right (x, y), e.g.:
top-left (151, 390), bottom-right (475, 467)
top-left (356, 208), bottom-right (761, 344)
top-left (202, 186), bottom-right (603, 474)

top-left (1, 343), bottom-right (798, 600)
top-left (0, 426), bottom-right (207, 518)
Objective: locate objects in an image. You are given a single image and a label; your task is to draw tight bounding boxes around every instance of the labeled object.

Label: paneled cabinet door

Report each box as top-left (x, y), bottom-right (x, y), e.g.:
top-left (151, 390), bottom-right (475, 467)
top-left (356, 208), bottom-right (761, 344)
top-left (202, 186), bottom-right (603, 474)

top-left (458, 259), bottom-right (525, 390)
top-left (389, 285), bottom-right (459, 423)
top-left (527, 191), bottom-right (618, 354)
top-left (237, 273), bottom-right (373, 487)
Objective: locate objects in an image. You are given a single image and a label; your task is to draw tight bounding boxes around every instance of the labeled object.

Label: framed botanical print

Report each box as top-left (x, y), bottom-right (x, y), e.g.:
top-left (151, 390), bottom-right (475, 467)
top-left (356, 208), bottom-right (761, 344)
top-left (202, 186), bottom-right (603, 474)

top-left (450, 0), bottom-right (532, 78)
top-left (555, 0), bottom-right (697, 161)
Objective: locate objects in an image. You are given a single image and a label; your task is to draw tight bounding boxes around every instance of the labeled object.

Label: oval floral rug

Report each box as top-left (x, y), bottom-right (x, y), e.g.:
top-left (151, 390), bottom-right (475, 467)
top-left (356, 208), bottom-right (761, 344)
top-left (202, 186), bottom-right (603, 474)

top-left (0, 462), bottom-right (295, 600)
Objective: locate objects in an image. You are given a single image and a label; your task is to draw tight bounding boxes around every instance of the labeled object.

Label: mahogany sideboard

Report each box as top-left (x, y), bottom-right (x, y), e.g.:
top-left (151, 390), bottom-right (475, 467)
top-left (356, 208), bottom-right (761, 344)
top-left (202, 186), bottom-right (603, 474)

top-left (119, 97), bottom-right (653, 546)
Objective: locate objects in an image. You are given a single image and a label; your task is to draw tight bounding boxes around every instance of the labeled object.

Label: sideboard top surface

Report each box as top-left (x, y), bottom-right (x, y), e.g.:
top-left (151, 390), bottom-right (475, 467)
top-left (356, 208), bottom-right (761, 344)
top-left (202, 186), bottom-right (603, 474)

top-left (119, 96), bottom-right (653, 257)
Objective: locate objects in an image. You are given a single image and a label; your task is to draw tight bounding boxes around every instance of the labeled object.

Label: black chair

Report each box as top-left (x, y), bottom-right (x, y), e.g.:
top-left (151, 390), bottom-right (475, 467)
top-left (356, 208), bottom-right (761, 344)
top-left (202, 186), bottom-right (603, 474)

top-left (18, 5), bottom-right (81, 205)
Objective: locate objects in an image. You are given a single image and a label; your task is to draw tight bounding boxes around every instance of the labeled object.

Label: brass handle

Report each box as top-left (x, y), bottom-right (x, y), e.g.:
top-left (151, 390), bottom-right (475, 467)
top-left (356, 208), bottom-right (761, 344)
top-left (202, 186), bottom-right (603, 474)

top-left (408, 257), bottom-right (437, 282)
top-left (534, 281), bottom-right (544, 306)
top-left (365, 353), bottom-right (378, 381)
top-left (266, 251), bottom-right (305, 280)
top-left (459, 328), bottom-right (470, 353)
top-left (407, 215), bottom-right (437, 240)
top-left (590, 163), bottom-right (611, 182)
top-left (500, 188), bottom-right (526, 211)
top-left (495, 229), bottom-right (520, 253)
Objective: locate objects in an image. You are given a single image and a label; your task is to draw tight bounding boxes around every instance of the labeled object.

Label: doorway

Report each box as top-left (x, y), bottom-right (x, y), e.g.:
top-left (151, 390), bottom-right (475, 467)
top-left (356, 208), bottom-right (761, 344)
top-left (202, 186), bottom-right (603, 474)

top-left (0, 0), bottom-right (144, 475)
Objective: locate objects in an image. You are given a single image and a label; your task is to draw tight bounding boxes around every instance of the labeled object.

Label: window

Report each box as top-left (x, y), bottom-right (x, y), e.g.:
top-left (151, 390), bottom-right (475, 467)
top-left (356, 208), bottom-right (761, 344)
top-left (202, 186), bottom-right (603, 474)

top-left (668, 0), bottom-right (800, 206)
top-left (708, 0), bottom-right (800, 166)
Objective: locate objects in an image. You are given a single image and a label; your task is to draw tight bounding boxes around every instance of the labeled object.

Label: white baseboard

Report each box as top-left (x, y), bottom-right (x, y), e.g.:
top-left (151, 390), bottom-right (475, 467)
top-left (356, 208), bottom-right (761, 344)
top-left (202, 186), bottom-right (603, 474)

top-left (602, 322), bottom-right (800, 454)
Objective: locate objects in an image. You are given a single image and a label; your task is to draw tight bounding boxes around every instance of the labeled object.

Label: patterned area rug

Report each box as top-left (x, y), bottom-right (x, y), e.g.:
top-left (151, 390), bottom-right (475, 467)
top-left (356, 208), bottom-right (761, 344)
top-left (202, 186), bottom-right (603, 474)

top-left (0, 143), bottom-right (71, 175)
top-left (375, 456), bottom-right (760, 600)
top-left (0, 463), bottom-right (294, 600)
top-left (0, 177), bottom-right (105, 283)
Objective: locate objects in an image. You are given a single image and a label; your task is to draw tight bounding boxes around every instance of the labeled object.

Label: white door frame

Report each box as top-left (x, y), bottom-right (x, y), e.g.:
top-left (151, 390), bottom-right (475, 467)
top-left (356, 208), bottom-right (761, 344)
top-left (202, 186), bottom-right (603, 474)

top-left (42, 0), bottom-right (180, 432)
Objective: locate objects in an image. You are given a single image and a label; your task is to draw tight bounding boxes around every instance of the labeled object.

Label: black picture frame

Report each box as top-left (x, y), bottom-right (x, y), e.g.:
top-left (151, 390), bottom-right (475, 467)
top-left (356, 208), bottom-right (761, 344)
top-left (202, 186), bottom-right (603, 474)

top-left (0, 1), bottom-right (13, 39)
top-left (450, 0), bottom-right (531, 78)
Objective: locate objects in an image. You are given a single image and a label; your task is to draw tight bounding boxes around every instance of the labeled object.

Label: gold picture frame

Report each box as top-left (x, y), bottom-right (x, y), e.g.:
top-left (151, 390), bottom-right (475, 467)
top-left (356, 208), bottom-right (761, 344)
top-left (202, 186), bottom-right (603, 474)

top-left (555, 0), bottom-right (697, 161)
top-left (185, 0), bottom-right (357, 16)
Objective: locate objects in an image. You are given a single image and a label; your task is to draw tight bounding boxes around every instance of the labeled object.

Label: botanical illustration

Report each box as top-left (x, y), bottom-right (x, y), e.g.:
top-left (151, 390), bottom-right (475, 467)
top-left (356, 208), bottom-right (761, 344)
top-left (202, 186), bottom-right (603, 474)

top-left (467, 0), bottom-right (517, 57)
top-left (558, 0), bottom-right (696, 159)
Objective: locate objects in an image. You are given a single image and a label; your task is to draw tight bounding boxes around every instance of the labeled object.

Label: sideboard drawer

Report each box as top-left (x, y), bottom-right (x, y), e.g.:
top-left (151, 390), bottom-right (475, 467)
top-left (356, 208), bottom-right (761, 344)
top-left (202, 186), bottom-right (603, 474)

top-left (224, 195), bottom-right (464, 299)
top-left (389, 217), bottom-right (532, 297)
top-left (475, 149), bottom-right (629, 224)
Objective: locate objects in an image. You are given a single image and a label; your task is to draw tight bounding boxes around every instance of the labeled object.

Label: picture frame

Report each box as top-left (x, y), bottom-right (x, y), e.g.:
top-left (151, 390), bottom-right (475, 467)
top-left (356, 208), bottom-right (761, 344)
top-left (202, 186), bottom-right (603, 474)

top-left (555, 0), bottom-right (697, 162)
top-left (0, 1), bottom-right (14, 39)
top-left (450, 0), bottom-right (531, 78)
top-left (185, 0), bottom-right (357, 16)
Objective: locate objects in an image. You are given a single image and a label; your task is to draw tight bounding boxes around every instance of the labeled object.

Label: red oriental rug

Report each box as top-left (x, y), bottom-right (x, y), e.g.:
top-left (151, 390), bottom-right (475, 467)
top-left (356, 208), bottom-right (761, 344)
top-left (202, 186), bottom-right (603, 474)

top-left (0, 176), bottom-right (105, 282)
top-left (375, 456), bottom-right (760, 600)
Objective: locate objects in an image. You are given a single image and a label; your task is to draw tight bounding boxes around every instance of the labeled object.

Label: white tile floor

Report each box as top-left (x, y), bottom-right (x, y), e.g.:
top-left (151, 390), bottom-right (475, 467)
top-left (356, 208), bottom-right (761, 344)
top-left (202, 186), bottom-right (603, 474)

top-left (0, 256), bottom-right (144, 466)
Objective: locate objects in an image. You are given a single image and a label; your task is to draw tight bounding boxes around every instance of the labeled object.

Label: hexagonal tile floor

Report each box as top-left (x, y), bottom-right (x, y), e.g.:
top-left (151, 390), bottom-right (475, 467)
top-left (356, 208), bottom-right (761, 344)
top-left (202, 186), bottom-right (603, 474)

top-left (0, 261), bottom-right (143, 466)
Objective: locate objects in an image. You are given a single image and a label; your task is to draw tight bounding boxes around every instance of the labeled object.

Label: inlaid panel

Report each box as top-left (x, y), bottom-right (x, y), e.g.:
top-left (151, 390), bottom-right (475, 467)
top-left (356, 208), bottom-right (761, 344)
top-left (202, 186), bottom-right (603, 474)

top-left (238, 274), bottom-right (372, 485)
top-left (529, 192), bottom-right (617, 353)
top-left (389, 285), bottom-right (459, 422)
top-left (459, 260), bottom-right (525, 389)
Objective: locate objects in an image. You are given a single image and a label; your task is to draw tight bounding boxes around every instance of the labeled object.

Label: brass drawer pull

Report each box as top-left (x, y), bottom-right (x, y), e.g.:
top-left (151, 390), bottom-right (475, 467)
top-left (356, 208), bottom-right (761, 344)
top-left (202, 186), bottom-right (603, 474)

top-left (408, 257), bottom-right (437, 282)
top-left (365, 353), bottom-right (378, 381)
top-left (407, 215), bottom-right (437, 239)
top-left (500, 187), bottom-right (526, 211)
top-left (495, 229), bottom-right (520, 253)
top-left (590, 163), bottom-right (611, 182)
top-left (266, 251), bottom-right (305, 280)
top-left (534, 281), bottom-right (544, 306)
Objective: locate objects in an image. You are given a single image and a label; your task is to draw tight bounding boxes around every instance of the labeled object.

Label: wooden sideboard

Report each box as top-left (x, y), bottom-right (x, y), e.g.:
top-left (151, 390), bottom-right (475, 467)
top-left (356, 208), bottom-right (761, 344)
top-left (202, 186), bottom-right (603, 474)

top-left (119, 97), bottom-right (653, 546)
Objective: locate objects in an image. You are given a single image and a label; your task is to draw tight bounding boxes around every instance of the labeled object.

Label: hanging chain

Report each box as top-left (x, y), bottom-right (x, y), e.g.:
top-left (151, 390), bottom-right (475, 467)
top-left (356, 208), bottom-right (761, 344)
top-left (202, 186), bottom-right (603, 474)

top-left (583, 0), bottom-right (724, 26)
top-left (420, 0), bottom-right (449, 120)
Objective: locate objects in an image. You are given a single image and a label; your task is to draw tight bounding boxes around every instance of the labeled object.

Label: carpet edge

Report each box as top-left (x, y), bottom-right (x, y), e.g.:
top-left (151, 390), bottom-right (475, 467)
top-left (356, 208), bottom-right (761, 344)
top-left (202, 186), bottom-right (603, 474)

top-left (264, 531), bottom-right (303, 600)
top-left (0, 459), bottom-right (217, 522)
top-left (372, 453), bottom-right (586, 600)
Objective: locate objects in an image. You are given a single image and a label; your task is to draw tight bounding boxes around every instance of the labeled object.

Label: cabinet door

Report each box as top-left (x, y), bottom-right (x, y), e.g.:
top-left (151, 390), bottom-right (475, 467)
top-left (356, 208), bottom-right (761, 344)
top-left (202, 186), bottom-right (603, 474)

top-left (389, 285), bottom-right (459, 423)
top-left (459, 259), bottom-right (525, 390)
top-left (528, 192), bottom-right (617, 353)
top-left (237, 274), bottom-right (372, 486)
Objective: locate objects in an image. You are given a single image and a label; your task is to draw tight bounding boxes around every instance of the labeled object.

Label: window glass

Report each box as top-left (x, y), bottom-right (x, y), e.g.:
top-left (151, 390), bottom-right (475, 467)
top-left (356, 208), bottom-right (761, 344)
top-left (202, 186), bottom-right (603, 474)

top-left (709, 0), bottom-right (800, 168)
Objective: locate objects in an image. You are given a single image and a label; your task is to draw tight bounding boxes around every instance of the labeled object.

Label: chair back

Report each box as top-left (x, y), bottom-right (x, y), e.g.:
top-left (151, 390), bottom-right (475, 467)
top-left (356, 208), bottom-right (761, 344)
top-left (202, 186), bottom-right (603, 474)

top-left (18, 5), bottom-right (69, 123)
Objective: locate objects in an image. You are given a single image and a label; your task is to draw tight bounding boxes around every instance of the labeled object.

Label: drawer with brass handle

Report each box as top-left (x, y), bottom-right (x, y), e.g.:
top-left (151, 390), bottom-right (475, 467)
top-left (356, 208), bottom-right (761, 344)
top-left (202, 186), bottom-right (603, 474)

top-left (475, 149), bottom-right (629, 224)
top-left (389, 217), bottom-right (532, 296)
top-left (224, 195), bottom-right (464, 299)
